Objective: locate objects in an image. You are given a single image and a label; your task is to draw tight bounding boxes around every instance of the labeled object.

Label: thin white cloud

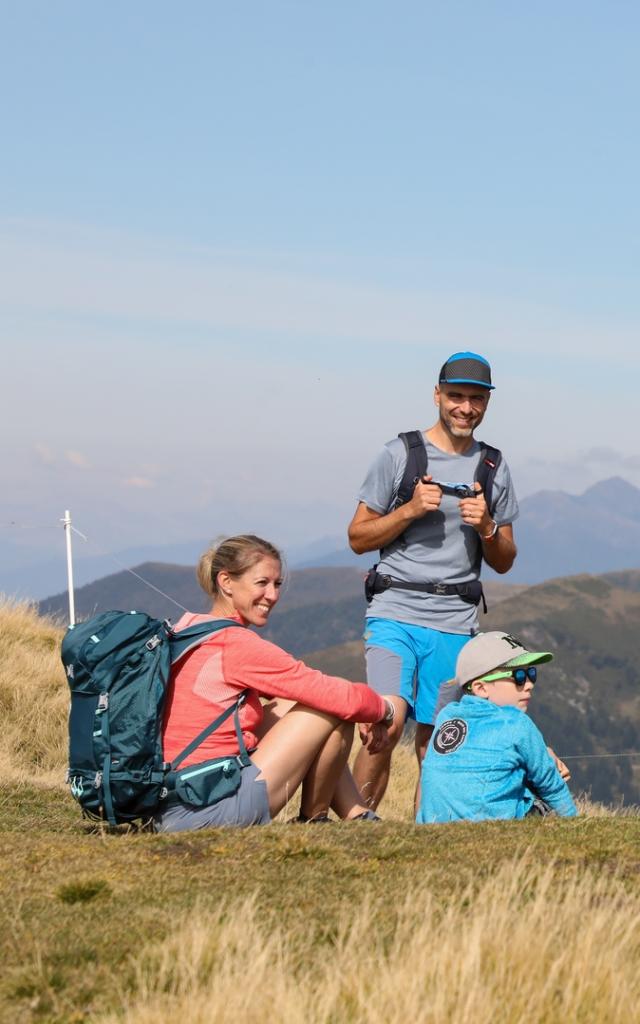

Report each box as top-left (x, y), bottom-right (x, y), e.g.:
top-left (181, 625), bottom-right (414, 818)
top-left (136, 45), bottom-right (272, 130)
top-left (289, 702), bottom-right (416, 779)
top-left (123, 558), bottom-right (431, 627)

top-left (579, 448), bottom-right (640, 471)
top-left (34, 442), bottom-right (56, 465)
top-left (65, 450), bottom-right (91, 469)
top-left (582, 446), bottom-right (621, 463)
top-left (1, 219), bottom-right (638, 362)
top-left (123, 476), bottom-right (155, 488)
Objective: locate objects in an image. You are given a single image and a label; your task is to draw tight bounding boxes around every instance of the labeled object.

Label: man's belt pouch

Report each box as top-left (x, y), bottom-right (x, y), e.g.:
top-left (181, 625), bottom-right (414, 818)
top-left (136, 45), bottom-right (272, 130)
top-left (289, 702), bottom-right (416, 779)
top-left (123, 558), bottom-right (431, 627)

top-left (170, 757), bottom-right (244, 809)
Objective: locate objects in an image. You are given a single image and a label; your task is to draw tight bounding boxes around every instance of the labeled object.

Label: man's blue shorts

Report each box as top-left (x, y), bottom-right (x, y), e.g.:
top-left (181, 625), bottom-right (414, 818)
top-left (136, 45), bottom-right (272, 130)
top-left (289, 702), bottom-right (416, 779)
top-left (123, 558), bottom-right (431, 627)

top-left (364, 617), bottom-right (470, 725)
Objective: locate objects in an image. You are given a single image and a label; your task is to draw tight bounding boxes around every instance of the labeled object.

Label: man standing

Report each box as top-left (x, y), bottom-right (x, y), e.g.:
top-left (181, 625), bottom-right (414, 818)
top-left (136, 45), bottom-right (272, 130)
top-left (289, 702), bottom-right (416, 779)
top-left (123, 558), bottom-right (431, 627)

top-left (349, 352), bottom-right (519, 810)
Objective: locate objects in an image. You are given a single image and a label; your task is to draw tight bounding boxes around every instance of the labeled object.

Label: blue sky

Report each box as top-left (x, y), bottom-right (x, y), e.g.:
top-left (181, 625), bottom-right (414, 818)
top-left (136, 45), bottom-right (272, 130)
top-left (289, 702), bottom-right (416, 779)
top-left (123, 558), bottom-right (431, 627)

top-left (2, 2), bottom-right (639, 589)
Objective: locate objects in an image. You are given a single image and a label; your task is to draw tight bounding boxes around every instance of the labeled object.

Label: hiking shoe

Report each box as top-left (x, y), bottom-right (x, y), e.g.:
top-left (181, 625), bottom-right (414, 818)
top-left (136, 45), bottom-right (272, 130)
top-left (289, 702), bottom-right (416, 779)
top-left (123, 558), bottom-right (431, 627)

top-left (288, 813), bottom-right (333, 823)
top-left (351, 810), bottom-right (382, 822)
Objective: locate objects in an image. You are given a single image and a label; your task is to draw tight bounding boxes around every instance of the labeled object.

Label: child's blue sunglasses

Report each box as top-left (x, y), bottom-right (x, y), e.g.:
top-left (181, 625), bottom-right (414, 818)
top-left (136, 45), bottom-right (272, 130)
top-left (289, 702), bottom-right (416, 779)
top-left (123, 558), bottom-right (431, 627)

top-left (480, 666), bottom-right (537, 686)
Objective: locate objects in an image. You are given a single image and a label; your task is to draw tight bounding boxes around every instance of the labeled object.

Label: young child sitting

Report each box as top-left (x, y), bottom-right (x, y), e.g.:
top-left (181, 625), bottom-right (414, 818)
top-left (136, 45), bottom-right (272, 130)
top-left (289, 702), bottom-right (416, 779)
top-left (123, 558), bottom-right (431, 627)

top-left (417, 631), bottom-right (577, 823)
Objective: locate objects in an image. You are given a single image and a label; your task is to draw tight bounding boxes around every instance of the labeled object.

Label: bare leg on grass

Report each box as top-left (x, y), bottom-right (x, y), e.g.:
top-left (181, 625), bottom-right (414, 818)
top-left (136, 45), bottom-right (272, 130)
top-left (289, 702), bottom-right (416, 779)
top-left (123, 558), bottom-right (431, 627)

top-left (352, 696), bottom-right (408, 809)
top-left (413, 722), bottom-right (434, 815)
top-left (252, 705), bottom-right (356, 818)
top-left (299, 720), bottom-right (355, 819)
top-left (330, 764), bottom-right (373, 820)
top-left (255, 699), bottom-right (371, 820)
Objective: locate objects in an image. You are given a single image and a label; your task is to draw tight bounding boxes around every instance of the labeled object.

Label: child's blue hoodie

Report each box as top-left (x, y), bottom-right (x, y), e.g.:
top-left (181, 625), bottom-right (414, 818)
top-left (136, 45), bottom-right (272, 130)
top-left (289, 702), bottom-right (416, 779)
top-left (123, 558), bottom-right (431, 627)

top-left (417, 695), bottom-right (577, 823)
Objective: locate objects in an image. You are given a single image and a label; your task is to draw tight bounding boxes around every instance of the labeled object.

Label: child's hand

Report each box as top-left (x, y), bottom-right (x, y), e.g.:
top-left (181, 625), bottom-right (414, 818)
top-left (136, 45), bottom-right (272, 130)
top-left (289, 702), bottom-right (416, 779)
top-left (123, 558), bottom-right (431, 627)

top-left (548, 746), bottom-right (571, 780)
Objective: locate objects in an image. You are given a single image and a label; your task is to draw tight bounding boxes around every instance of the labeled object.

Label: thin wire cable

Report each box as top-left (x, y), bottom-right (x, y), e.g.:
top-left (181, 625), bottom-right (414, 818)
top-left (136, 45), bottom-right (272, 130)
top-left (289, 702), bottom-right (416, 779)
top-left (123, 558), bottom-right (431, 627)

top-left (1, 520), bottom-right (61, 531)
top-left (68, 524), bottom-right (189, 614)
top-left (562, 752), bottom-right (640, 760)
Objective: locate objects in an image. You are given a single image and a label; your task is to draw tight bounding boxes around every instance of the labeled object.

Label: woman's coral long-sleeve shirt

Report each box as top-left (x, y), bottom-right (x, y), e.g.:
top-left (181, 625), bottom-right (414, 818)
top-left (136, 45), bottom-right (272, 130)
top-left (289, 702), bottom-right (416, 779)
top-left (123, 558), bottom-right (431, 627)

top-left (162, 613), bottom-right (386, 767)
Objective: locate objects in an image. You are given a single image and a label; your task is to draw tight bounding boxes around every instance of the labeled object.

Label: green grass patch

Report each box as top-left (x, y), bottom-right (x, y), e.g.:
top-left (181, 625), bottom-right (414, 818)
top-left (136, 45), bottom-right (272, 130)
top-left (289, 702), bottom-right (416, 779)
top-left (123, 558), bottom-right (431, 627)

top-left (2, 784), bottom-right (640, 1022)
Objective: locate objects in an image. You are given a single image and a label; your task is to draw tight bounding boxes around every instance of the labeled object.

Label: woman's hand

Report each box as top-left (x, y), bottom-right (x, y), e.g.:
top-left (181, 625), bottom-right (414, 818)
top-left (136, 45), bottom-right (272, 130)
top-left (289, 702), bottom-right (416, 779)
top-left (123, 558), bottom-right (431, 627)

top-left (358, 721), bottom-right (392, 754)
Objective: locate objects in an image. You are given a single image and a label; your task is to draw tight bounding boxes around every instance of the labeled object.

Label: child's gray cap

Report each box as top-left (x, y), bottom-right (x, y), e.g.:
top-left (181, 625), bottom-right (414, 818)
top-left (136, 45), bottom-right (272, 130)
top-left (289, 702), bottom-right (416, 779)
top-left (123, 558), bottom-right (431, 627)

top-left (455, 631), bottom-right (553, 687)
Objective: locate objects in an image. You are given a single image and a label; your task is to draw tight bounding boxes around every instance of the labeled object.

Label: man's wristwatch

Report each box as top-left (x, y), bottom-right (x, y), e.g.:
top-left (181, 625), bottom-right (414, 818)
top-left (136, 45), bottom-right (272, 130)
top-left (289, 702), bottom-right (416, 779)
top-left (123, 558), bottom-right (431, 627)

top-left (482, 521), bottom-right (499, 541)
top-left (383, 700), bottom-right (396, 724)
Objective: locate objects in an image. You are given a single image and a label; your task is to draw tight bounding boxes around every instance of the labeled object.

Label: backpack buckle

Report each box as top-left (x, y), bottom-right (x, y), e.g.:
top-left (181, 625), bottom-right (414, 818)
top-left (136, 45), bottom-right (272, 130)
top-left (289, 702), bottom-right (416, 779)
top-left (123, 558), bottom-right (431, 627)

top-left (433, 582), bottom-right (449, 595)
top-left (145, 635), bottom-right (162, 651)
top-left (97, 693), bottom-right (109, 712)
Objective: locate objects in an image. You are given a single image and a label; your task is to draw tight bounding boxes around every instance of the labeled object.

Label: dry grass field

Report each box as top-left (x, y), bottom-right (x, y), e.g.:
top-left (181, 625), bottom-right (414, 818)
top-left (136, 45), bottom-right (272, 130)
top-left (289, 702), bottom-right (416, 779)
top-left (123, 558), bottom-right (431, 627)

top-left (1, 599), bottom-right (639, 1023)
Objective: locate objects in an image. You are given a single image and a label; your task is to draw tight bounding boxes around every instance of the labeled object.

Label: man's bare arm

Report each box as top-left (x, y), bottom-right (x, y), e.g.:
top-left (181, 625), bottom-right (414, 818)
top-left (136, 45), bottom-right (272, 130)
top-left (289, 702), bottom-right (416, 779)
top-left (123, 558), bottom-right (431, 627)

top-left (347, 477), bottom-right (443, 554)
top-left (479, 523), bottom-right (517, 574)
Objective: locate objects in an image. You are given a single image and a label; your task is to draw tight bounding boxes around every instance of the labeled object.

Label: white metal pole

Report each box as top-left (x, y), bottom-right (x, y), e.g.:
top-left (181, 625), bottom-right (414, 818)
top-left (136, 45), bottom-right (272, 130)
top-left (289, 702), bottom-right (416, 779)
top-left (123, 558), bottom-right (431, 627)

top-left (62, 509), bottom-right (76, 627)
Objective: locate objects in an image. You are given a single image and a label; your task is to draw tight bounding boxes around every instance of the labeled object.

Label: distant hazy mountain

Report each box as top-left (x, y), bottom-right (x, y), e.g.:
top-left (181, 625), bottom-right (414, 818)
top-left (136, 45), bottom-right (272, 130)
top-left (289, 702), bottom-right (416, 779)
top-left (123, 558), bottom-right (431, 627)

top-left (39, 563), bottom-right (521, 653)
top-left (1, 538), bottom-right (213, 603)
top-left (14, 475), bottom-right (640, 601)
top-left (1, 532), bottom-right (357, 601)
top-left (289, 476), bottom-right (640, 583)
top-left (504, 476), bottom-right (640, 582)
top-left (39, 564), bottom-right (369, 631)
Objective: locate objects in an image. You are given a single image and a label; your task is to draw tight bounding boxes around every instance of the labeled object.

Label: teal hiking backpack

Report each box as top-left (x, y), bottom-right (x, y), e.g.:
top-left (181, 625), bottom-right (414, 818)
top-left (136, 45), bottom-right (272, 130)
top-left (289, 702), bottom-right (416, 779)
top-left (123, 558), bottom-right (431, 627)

top-left (62, 611), bottom-right (248, 825)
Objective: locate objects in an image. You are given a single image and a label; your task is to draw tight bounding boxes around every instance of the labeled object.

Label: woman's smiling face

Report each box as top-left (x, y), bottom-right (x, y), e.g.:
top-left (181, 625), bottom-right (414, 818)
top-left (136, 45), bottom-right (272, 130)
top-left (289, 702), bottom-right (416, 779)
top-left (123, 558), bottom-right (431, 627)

top-left (218, 556), bottom-right (283, 627)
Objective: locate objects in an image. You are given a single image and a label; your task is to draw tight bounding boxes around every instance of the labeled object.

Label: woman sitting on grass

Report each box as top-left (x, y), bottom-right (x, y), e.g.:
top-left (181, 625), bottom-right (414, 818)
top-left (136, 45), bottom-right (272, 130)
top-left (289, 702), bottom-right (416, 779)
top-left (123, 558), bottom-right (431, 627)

top-left (155, 534), bottom-right (394, 831)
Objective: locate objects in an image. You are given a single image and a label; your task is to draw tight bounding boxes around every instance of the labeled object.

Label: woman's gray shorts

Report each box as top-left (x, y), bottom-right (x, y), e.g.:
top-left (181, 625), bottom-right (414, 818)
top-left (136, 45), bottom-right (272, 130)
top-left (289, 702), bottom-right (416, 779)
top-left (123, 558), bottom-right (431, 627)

top-left (154, 762), bottom-right (271, 832)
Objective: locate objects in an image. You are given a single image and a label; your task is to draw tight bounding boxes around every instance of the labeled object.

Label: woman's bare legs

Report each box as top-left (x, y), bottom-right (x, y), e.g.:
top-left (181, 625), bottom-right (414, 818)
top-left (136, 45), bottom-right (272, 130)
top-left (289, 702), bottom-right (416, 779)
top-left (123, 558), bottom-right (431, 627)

top-left (298, 720), bottom-right (354, 819)
top-left (251, 703), bottom-right (370, 819)
top-left (255, 698), bottom-right (295, 737)
top-left (255, 698), bottom-right (370, 819)
top-left (330, 764), bottom-right (373, 820)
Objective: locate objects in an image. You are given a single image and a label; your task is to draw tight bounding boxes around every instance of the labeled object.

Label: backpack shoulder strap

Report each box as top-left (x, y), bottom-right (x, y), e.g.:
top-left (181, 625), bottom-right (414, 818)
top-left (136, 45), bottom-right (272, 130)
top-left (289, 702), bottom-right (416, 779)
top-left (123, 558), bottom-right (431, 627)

top-left (168, 621), bottom-right (251, 769)
top-left (170, 692), bottom-right (250, 770)
top-left (475, 443), bottom-right (502, 516)
top-left (393, 430), bottom-right (428, 510)
top-left (169, 619), bottom-right (244, 666)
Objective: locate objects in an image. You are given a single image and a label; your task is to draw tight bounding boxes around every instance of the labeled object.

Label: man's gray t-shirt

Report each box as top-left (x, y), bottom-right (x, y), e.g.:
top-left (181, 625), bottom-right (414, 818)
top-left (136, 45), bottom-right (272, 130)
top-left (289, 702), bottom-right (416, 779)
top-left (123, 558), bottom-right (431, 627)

top-left (358, 436), bottom-right (519, 634)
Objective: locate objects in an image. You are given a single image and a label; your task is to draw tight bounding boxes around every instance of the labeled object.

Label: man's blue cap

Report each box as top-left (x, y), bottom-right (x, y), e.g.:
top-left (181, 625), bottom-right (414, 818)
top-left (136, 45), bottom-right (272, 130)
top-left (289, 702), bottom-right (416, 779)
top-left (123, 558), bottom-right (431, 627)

top-left (438, 351), bottom-right (494, 390)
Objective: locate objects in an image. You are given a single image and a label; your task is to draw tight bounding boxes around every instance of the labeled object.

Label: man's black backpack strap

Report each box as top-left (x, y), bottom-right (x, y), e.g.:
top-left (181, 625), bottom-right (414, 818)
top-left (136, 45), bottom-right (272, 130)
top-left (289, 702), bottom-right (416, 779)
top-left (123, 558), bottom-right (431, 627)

top-left (393, 430), bottom-right (427, 510)
top-left (475, 443), bottom-right (502, 517)
top-left (393, 433), bottom-right (502, 515)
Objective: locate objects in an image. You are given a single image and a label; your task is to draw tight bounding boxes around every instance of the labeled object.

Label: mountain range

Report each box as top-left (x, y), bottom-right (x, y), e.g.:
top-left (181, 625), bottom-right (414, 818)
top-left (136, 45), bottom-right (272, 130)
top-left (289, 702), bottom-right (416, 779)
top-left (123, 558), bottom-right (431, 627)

top-left (8, 475), bottom-right (640, 600)
top-left (293, 476), bottom-right (640, 584)
top-left (38, 563), bottom-right (523, 652)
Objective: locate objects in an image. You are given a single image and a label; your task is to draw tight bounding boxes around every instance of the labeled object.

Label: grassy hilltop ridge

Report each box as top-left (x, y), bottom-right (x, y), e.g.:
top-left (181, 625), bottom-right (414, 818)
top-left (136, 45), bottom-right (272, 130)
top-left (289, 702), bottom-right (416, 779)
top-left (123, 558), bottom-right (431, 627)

top-left (2, 601), bottom-right (640, 1022)
top-left (31, 567), bottom-right (640, 803)
top-left (34, 564), bottom-right (640, 804)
